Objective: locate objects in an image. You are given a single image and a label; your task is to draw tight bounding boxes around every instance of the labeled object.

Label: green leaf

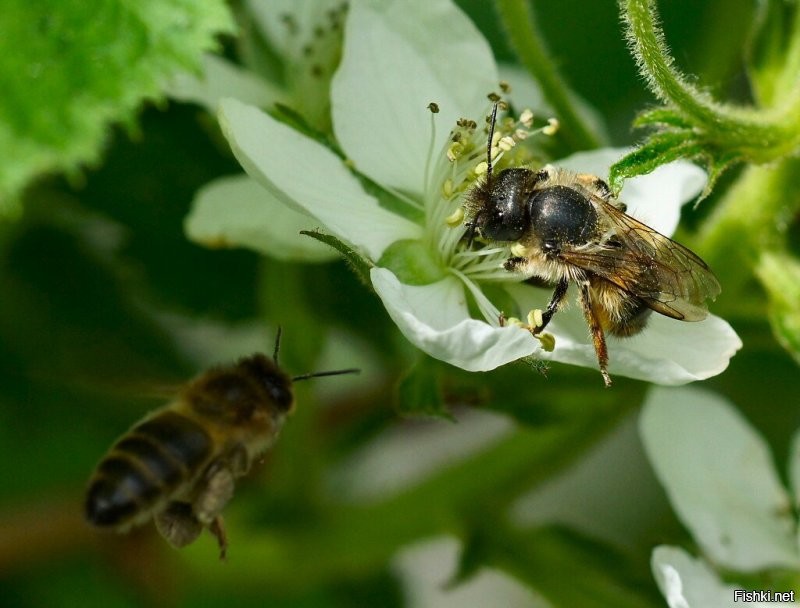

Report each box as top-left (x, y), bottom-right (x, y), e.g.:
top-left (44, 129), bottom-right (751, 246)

top-left (395, 357), bottom-right (451, 419)
top-left (608, 130), bottom-right (704, 193)
top-left (756, 250), bottom-right (800, 365)
top-left (633, 107), bottom-right (692, 129)
top-left (300, 229), bottom-right (373, 287)
top-left (0, 0), bottom-right (234, 215)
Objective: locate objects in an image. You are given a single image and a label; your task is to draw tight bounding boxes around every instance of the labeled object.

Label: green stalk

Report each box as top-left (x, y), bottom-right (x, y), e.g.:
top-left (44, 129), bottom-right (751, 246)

top-left (621, 0), bottom-right (800, 161)
top-left (493, 0), bottom-right (604, 151)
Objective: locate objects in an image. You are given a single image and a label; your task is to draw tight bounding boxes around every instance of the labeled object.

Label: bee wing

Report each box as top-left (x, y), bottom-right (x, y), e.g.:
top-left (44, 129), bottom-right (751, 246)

top-left (557, 198), bottom-right (721, 321)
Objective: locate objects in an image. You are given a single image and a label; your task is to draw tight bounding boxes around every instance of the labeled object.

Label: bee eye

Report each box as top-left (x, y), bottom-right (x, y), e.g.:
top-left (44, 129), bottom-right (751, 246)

top-left (480, 201), bottom-right (527, 241)
top-left (265, 382), bottom-right (293, 412)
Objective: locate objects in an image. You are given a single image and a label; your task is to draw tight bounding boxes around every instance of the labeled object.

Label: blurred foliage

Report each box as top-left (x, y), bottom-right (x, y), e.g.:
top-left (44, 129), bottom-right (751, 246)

top-left (0, 0), bottom-right (233, 215)
top-left (0, 0), bottom-right (798, 607)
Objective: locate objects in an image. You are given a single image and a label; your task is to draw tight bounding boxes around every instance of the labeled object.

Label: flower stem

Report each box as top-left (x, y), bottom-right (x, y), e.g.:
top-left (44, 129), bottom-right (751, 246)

top-left (493, 0), bottom-right (604, 151)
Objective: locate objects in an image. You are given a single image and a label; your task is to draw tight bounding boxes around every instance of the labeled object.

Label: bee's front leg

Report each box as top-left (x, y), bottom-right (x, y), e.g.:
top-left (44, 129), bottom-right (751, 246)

top-left (535, 277), bottom-right (570, 333)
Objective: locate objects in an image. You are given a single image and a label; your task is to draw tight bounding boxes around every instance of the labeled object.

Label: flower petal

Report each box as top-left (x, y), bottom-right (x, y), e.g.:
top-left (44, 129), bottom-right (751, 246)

top-left (641, 388), bottom-right (800, 571)
top-left (371, 267), bottom-right (538, 371)
top-left (218, 97), bottom-right (421, 260)
top-left (651, 546), bottom-right (769, 608)
top-left (185, 174), bottom-right (337, 262)
top-left (557, 148), bottom-right (707, 235)
top-left (246, 0), bottom-right (341, 60)
top-left (167, 54), bottom-right (282, 113)
top-left (507, 283), bottom-right (741, 385)
top-left (331, 0), bottom-right (498, 196)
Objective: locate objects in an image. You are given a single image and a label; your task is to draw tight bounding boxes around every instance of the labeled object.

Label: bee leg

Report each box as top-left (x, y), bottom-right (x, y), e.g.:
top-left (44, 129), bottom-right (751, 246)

top-left (208, 516), bottom-right (229, 561)
top-left (155, 501), bottom-right (203, 548)
top-left (579, 281), bottom-right (612, 387)
top-left (534, 277), bottom-right (570, 333)
top-left (194, 461), bottom-right (236, 526)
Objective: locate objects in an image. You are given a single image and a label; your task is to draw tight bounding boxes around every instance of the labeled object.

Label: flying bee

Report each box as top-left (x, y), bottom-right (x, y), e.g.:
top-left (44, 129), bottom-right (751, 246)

top-left (465, 103), bottom-right (720, 386)
top-left (85, 330), bottom-right (358, 559)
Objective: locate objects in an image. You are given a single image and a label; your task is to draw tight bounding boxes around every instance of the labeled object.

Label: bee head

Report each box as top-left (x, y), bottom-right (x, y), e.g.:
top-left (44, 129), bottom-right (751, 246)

top-left (467, 168), bottom-right (536, 243)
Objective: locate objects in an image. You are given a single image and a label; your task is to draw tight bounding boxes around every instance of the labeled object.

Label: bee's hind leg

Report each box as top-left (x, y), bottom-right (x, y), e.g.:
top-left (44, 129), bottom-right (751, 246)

top-left (155, 501), bottom-right (203, 549)
top-left (579, 281), bottom-right (612, 387)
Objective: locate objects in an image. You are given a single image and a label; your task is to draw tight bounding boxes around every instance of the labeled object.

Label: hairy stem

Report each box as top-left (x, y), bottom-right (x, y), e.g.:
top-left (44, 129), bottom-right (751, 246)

top-left (621, 0), bottom-right (800, 161)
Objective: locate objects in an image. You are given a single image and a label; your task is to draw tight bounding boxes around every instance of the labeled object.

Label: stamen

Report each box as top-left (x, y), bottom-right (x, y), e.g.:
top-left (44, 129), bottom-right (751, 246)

top-left (543, 118), bottom-right (560, 136)
top-left (444, 207), bottom-right (464, 227)
top-left (450, 268), bottom-right (502, 324)
top-left (424, 102), bottom-right (439, 197)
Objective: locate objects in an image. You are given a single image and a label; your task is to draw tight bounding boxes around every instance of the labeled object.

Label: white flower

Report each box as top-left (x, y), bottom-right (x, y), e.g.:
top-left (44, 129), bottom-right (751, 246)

top-left (193, 0), bottom-right (741, 385)
top-left (641, 387), bottom-right (800, 606)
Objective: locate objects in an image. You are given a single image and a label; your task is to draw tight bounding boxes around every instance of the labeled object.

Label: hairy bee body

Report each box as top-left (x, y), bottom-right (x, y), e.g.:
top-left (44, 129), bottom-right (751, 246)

top-left (466, 108), bottom-right (720, 386)
top-left (86, 353), bottom-right (294, 556)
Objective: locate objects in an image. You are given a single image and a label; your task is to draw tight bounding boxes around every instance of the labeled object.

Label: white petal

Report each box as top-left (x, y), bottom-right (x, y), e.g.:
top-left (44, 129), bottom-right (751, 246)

top-left (247, 0), bottom-right (341, 60)
top-left (651, 546), bottom-right (774, 608)
top-left (218, 98), bottom-right (421, 260)
top-left (641, 388), bottom-right (800, 571)
top-left (557, 148), bottom-right (707, 235)
top-left (507, 283), bottom-right (741, 385)
top-left (185, 174), bottom-right (337, 262)
top-left (332, 0), bottom-right (498, 196)
top-left (371, 268), bottom-right (538, 372)
top-left (167, 54), bottom-right (281, 113)
top-left (498, 64), bottom-right (610, 145)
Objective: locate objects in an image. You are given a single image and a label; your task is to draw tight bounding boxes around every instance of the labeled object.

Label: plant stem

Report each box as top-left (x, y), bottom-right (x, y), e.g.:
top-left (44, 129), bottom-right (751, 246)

top-left (493, 0), bottom-right (604, 151)
top-left (621, 0), bottom-right (800, 161)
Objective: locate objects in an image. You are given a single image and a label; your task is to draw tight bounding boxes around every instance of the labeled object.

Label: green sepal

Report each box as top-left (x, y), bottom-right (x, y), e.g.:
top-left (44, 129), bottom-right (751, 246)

top-left (608, 130), bottom-right (704, 194)
top-left (300, 229), bottom-right (373, 287)
top-left (633, 107), bottom-right (693, 129)
top-left (377, 239), bottom-right (446, 286)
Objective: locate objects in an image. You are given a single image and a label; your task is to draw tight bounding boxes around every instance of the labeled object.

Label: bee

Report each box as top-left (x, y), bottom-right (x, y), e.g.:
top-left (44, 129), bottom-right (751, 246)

top-left (85, 330), bottom-right (358, 558)
top-left (465, 103), bottom-right (720, 386)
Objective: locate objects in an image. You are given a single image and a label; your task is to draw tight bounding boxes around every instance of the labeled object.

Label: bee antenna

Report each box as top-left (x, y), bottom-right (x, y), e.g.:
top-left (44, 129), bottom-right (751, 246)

top-left (486, 101), bottom-right (499, 181)
top-left (292, 368), bottom-right (360, 382)
top-left (272, 327), bottom-right (283, 364)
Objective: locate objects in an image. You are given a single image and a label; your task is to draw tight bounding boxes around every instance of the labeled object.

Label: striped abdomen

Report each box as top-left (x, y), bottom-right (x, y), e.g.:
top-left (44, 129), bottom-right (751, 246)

top-left (86, 410), bottom-right (212, 529)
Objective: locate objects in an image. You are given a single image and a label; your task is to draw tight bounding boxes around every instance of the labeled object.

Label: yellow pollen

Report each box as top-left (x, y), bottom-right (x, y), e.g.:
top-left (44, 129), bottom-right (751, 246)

top-left (510, 242), bottom-right (529, 257)
top-left (442, 178), bottom-right (454, 199)
top-left (528, 309), bottom-right (544, 328)
top-left (447, 141), bottom-right (464, 162)
top-left (498, 136), bottom-right (515, 151)
top-left (514, 128), bottom-right (529, 141)
top-left (445, 207), bottom-right (465, 227)
top-left (543, 118), bottom-right (560, 136)
top-left (519, 109), bottom-right (534, 128)
top-left (536, 332), bottom-right (556, 352)
top-left (474, 160), bottom-right (488, 176)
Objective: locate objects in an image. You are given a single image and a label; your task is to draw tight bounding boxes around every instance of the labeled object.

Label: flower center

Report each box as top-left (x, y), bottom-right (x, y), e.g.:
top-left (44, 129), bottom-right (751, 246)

top-left (419, 98), bottom-right (556, 323)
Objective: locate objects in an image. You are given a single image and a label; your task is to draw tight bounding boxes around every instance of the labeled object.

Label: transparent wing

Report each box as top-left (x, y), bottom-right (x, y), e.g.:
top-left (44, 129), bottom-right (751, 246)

top-left (558, 197), bottom-right (721, 321)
